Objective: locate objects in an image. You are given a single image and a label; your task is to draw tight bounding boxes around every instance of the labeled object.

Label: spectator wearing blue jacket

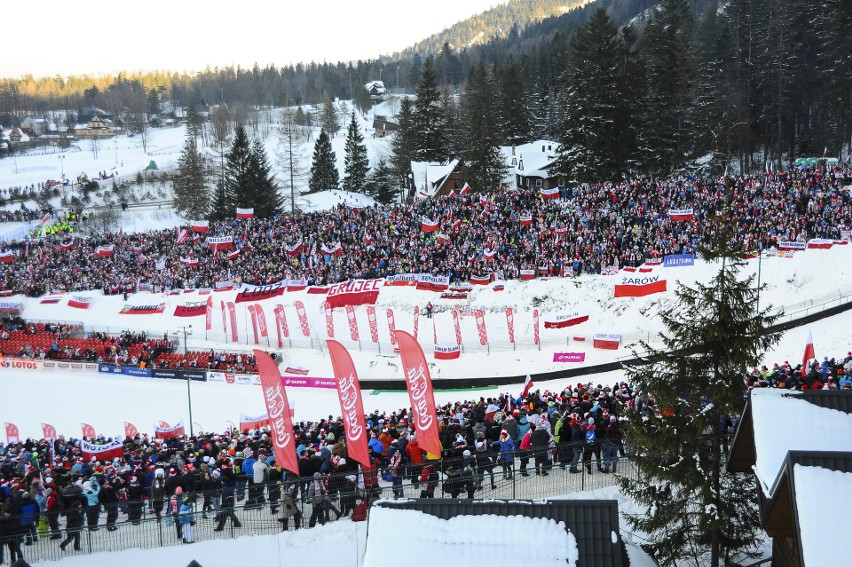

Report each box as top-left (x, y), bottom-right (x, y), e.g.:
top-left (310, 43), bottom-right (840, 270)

top-left (492, 430), bottom-right (516, 479)
top-left (15, 492), bottom-right (39, 546)
top-left (82, 479), bottom-right (101, 531)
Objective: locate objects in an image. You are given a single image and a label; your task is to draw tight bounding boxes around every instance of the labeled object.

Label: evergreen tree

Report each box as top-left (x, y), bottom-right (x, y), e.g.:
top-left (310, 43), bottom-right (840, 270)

top-left (497, 58), bottom-right (533, 145)
top-left (224, 124), bottom-right (252, 211)
top-left (248, 139), bottom-right (281, 219)
top-left (342, 112), bottom-right (369, 192)
top-left (412, 57), bottom-right (448, 161)
top-left (308, 129), bottom-right (339, 193)
top-left (364, 158), bottom-right (398, 204)
top-left (277, 107), bottom-right (309, 215)
top-left (172, 135), bottom-right (209, 220)
top-left (390, 97), bottom-right (416, 181)
top-left (186, 102), bottom-right (204, 146)
top-left (458, 63), bottom-right (508, 194)
top-left (618, 220), bottom-right (781, 567)
top-left (208, 179), bottom-right (230, 222)
top-left (320, 96), bottom-right (340, 138)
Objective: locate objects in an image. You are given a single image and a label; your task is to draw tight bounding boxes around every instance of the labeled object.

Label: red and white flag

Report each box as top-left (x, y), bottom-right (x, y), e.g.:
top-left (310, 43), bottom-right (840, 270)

top-left (253, 349), bottom-right (299, 474)
top-left (459, 182), bottom-right (471, 196)
top-left (41, 212), bottom-right (52, 224)
top-left (321, 243), bottom-right (343, 256)
top-left (669, 208), bottom-right (694, 221)
top-left (614, 276), bottom-right (667, 298)
top-left (483, 248), bottom-right (496, 261)
top-left (226, 249), bottom-right (241, 260)
top-left (346, 304), bottom-right (360, 341)
top-left (227, 301), bottom-right (239, 342)
top-left (324, 301), bottom-right (335, 338)
top-left (522, 374), bottom-right (534, 398)
top-left (68, 295), bottom-right (92, 309)
top-left (81, 439), bottom-right (124, 462)
top-left (475, 309), bottom-right (488, 345)
top-left (5, 422), bottom-right (19, 444)
top-left (434, 344), bottom-right (461, 360)
top-left (180, 256), bottom-right (199, 267)
top-left (506, 307), bottom-right (515, 344)
top-left (367, 306), bottom-right (379, 343)
top-left (802, 330), bottom-right (816, 377)
top-left (60, 239), bottom-right (75, 250)
top-left (327, 340), bottom-right (371, 467)
top-left (519, 214), bottom-right (533, 226)
top-left (190, 220), bottom-right (209, 233)
top-left (205, 296), bottom-right (213, 331)
top-left (593, 333), bottom-right (621, 350)
top-left (452, 309), bottom-right (462, 346)
top-left (42, 423), bottom-right (57, 440)
top-left (421, 217), bottom-right (439, 232)
top-left (95, 245), bottom-right (114, 258)
top-left (239, 413), bottom-right (270, 433)
top-left (175, 229), bottom-right (189, 245)
top-left (413, 306), bottom-right (420, 339)
top-left (81, 422), bottom-right (96, 439)
top-left (533, 309), bottom-right (540, 346)
top-left (124, 422), bottom-right (139, 439)
top-left (395, 331), bottom-right (442, 457)
top-left (294, 300), bottom-right (311, 337)
top-left (387, 308), bottom-right (397, 348)
top-left (154, 421), bottom-right (186, 440)
top-left (540, 187), bottom-right (560, 200)
top-left (236, 207), bottom-right (254, 219)
top-left (248, 304), bottom-right (260, 344)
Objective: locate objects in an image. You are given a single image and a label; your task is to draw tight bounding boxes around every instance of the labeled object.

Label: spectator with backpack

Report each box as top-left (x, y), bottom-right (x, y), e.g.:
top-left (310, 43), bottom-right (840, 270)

top-left (59, 481), bottom-right (85, 552)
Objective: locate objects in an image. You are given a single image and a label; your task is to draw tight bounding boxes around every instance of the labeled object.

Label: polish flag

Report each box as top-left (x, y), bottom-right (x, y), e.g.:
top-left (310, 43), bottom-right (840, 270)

top-left (519, 214), bottom-right (533, 226)
top-left (801, 330), bottom-right (816, 377)
top-left (226, 249), bottom-right (241, 260)
top-left (459, 182), bottom-right (471, 196)
top-left (124, 422), bottom-right (139, 439)
top-left (190, 220), bottom-right (209, 233)
top-left (521, 374), bottom-right (534, 398)
top-left (175, 229), bottom-right (189, 245)
top-left (95, 245), bottom-right (114, 257)
top-left (81, 422), bottom-right (96, 439)
top-left (421, 217), bottom-right (439, 232)
top-left (0, 251), bottom-right (15, 263)
top-left (179, 256), bottom-right (199, 267)
top-left (42, 212), bottom-right (53, 224)
top-left (236, 207), bottom-right (254, 219)
top-left (669, 208), bottom-right (694, 221)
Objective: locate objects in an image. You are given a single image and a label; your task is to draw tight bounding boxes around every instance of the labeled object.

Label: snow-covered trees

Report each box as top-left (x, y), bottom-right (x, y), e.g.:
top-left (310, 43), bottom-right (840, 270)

top-left (308, 129), bottom-right (339, 193)
top-left (172, 135), bottom-right (209, 220)
top-left (342, 112), bottom-right (369, 193)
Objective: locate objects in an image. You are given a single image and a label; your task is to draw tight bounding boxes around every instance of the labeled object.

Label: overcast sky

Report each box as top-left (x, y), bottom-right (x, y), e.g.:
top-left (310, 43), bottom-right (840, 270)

top-left (5, 0), bottom-right (506, 78)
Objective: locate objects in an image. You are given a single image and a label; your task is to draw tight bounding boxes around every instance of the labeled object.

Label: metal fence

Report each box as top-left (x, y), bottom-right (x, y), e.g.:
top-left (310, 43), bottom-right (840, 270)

top-left (0, 451), bottom-right (639, 564)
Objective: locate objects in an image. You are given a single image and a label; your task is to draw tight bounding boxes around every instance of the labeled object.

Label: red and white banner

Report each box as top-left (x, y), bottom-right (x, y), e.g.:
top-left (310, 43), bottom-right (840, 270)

top-left (294, 301), bottom-right (311, 337)
top-left (522, 374), bottom-right (534, 398)
top-left (396, 331), bottom-right (442, 457)
top-left (452, 309), bottom-right (462, 345)
top-left (520, 269), bottom-right (536, 281)
top-left (321, 242), bottom-right (343, 256)
top-left (176, 229), bottom-right (189, 245)
top-left (614, 275), bottom-right (667, 298)
top-left (221, 301), bottom-right (228, 334)
top-left (327, 340), bottom-right (371, 467)
top-left (121, 303), bottom-right (166, 314)
top-left (470, 274), bottom-right (491, 285)
top-left (807, 238), bottom-right (834, 250)
top-left (414, 274), bottom-right (450, 292)
top-left (249, 304), bottom-right (260, 344)
top-left (5, 422), bottom-right (19, 444)
top-left (421, 217), bottom-right (439, 232)
top-left (215, 280), bottom-right (234, 291)
top-left (346, 304), bottom-right (360, 341)
top-left (544, 312), bottom-right (589, 329)
top-left (227, 301), bottom-right (239, 342)
top-left (239, 413), bottom-right (269, 433)
top-left (533, 309), bottom-right (540, 346)
top-left (284, 367), bottom-right (309, 375)
top-left (154, 421), bottom-right (186, 440)
top-left (540, 187), bottom-right (560, 200)
top-left (179, 256), bottom-right (199, 267)
top-left (459, 182), bottom-right (471, 196)
top-left (40, 293), bottom-right (65, 304)
top-left (326, 279), bottom-right (381, 309)
top-left (367, 306), bottom-right (379, 343)
top-left (519, 214), bottom-right (533, 226)
top-left (593, 333), bottom-right (621, 350)
top-left (324, 301), bottom-right (335, 338)
top-left (205, 296), bottom-right (213, 331)
top-left (174, 301), bottom-right (207, 317)
top-left (236, 280), bottom-right (286, 303)
top-left (474, 309), bottom-right (488, 345)
top-left (81, 422), bottom-right (96, 438)
top-left (802, 330), bottom-right (816, 378)
top-left (778, 240), bottom-right (806, 251)
top-left (253, 349), bottom-right (299, 474)
top-left (124, 422), bottom-right (138, 439)
top-left (95, 245), bottom-right (114, 257)
top-left (413, 306), bottom-right (420, 339)
top-left (285, 279), bottom-right (308, 292)
top-left (0, 251), bottom-right (13, 263)
top-left (434, 344), bottom-right (461, 360)
top-left (255, 304), bottom-right (268, 337)
top-left (284, 240), bottom-right (304, 256)
top-left (42, 423), bottom-right (57, 439)
top-left (669, 208), bottom-right (694, 221)
top-left (208, 236), bottom-right (234, 250)
top-left (81, 439), bottom-right (124, 462)
top-left (483, 248), bottom-right (496, 261)
top-left (276, 304), bottom-right (289, 340)
top-left (190, 220), bottom-right (209, 233)
top-left (506, 307), bottom-right (516, 343)
top-left (236, 207), bottom-right (254, 219)
top-left (68, 295), bottom-right (92, 309)
top-left (387, 308), bottom-right (397, 348)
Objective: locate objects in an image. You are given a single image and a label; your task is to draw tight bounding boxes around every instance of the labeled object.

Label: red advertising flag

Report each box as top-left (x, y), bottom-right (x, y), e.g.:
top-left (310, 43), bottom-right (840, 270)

top-left (81, 422), bottom-right (96, 439)
top-left (413, 305), bottom-right (420, 340)
top-left (5, 422), bottom-right (19, 444)
top-left (253, 349), bottom-right (300, 474)
top-left (81, 439), bottom-right (124, 462)
top-left (248, 304), bottom-right (260, 344)
top-left (239, 413), bottom-right (270, 433)
top-left (220, 301), bottom-right (228, 334)
top-left (452, 309), bottom-right (462, 346)
top-left (593, 333), bottom-right (621, 350)
top-left (154, 421), bottom-right (186, 440)
top-left (395, 331), bottom-right (442, 457)
top-left (294, 301), bottom-right (311, 337)
top-left (158, 421), bottom-right (170, 429)
top-left (533, 309), bottom-right (540, 346)
top-left (346, 304), bottom-right (360, 341)
top-left (205, 296), bottom-right (213, 331)
top-left (324, 301), bottom-right (335, 338)
top-left (802, 330), bottom-right (816, 378)
top-left (522, 374), bottom-right (534, 398)
top-left (387, 308), bottom-right (397, 348)
top-left (475, 309), bottom-right (488, 345)
top-left (432, 317), bottom-right (437, 345)
top-left (42, 423), bottom-right (57, 439)
top-left (272, 306), bottom-right (283, 348)
top-left (255, 305), bottom-right (269, 338)
top-left (326, 340), bottom-right (371, 467)
top-left (434, 344), bottom-right (461, 360)
top-left (506, 307), bottom-right (515, 343)
top-left (276, 304), bottom-right (290, 339)
top-left (367, 305), bottom-right (379, 343)
top-left (227, 302), bottom-right (239, 342)
top-left (124, 422), bottom-right (139, 439)
top-left (614, 277), bottom-right (667, 298)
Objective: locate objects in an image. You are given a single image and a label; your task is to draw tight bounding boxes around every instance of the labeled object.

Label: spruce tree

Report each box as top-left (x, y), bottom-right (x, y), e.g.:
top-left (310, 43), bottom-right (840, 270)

top-left (209, 180), bottom-right (230, 222)
top-left (248, 139), bottom-right (282, 218)
top-left (458, 63), bottom-right (508, 194)
top-left (224, 124), bottom-right (253, 211)
top-left (390, 97), bottom-right (416, 182)
top-left (342, 111), bottom-right (369, 193)
top-left (497, 58), bottom-right (533, 145)
top-left (308, 129), bottom-right (339, 193)
top-left (618, 220), bottom-right (782, 567)
top-left (412, 57), bottom-right (447, 162)
top-left (364, 158), bottom-right (398, 204)
top-left (320, 96), bottom-right (340, 138)
top-left (173, 135), bottom-right (209, 220)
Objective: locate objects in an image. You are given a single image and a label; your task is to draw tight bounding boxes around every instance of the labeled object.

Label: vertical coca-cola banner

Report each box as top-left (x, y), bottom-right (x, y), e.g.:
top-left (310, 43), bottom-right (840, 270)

top-left (475, 309), bottom-right (488, 345)
top-left (326, 340), bottom-right (371, 467)
top-left (5, 422), bottom-right (19, 444)
top-left (367, 306), bottom-right (379, 343)
top-left (533, 308), bottom-right (540, 346)
top-left (273, 306), bottom-right (283, 348)
top-left (506, 307), bottom-right (515, 343)
top-left (324, 301), bottom-right (335, 338)
top-left (81, 423), bottom-right (96, 439)
top-left (248, 304), bottom-right (260, 344)
top-left (452, 309), bottom-right (462, 345)
top-left (413, 305), bottom-right (420, 339)
top-left (255, 305), bottom-right (269, 337)
top-left (124, 422), bottom-right (138, 439)
top-left (205, 295), bottom-right (213, 331)
top-left (395, 331), bottom-right (442, 457)
top-left (294, 300), bottom-right (311, 337)
top-left (221, 301), bottom-right (228, 335)
top-left (346, 304), bottom-right (360, 341)
top-left (276, 304), bottom-right (289, 339)
top-left (42, 423), bottom-right (57, 439)
top-left (253, 349), bottom-right (299, 474)
top-left (387, 308), bottom-right (397, 348)
top-left (227, 302), bottom-right (239, 342)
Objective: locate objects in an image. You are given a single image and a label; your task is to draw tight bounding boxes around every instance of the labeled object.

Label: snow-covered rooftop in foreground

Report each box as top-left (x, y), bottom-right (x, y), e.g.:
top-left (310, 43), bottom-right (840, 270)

top-left (363, 507), bottom-right (578, 567)
top-left (793, 465), bottom-right (852, 567)
top-left (750, 389), bottom-right (852, 494)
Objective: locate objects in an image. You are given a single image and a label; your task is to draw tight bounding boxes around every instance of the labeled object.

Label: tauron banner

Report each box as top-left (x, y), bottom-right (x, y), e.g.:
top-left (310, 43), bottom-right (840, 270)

top-left (253, 349), bottom-right (299, 475)
top-left (294, 301), bottom-right (311, 337)
top-left (346, 304), bottom-right (360, 341)
top-left (614, 275), bottom-right (667, 298)
top-left (121, 303), bottom-right (166, 314)
top-left (227, 302), bottom-right (239, 342)
top-left (326, 340), bottom-right (371, 467)
top-left (154, 421), bottom-right (186, 440)
top-left (236, 280), bottom-right (286, 303)
top-left (174, 301), bottom-right (208, 317)
top-left (81, 439), bottom-right (124, 462)
top-left (475, 309), bottom-right (488, 345)
top-left (395, 331), bottom-right (442, 457)
top-left (367, 306), bottom-right (379, 343)
top-left (325, 279), bottom-right (382, 309)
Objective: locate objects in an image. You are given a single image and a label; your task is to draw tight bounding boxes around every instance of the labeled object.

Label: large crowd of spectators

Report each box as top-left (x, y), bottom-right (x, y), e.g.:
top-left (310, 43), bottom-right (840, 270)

top-left (1, 165), bottom-right (849, 297)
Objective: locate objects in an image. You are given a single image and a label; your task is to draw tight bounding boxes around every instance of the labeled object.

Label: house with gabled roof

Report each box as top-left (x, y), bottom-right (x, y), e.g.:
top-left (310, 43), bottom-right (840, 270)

top-left (727, 389), bottom-right (852, 567)
top-left (500, 139), bottom-right (562, 191)
top-left (410, 159), bottom-right (462, 199)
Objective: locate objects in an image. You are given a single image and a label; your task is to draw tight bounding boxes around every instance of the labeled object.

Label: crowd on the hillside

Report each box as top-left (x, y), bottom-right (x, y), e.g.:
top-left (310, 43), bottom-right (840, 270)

top-left (1, 165), bottom-right (850, 296)
top-left (746, 352), bottom-right (852, 390)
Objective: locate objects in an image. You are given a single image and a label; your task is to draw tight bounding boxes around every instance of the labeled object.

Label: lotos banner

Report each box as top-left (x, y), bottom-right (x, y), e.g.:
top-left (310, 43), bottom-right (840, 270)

top-left (174, 301), bottom-right (208, 317)
top-left (326, 340), bottom-right (371, 467)
top-left (154, 421), bottom-right (186, 440)
top-left (326, 279), bottom-right (382, 309)
top-left (553, 352), bottom-right (586, 363)
top-left (434, 344), bottom-right (461, 360)
top-left (367, 305), bottom-right (379, 343)
top-left (544, 312), bottom-right (589, 329)
top-left (346, 304), bottom-right (360, 341)
top-left (413, 306), bottom-right (420, 340)
top-left (248, 304), bottom-right (260, 344)
top-left (387, 308), bottom-right (397, 348)
top-left (324, 301), bottom-right (335, 338)
top-left (395, 331), bottom-right (442, 457)
top-left (506, 307), bottom-right (515, 343)
top-left (239, 413), bottom-right (269, 433)
top-left (533, 309), bottom-right (540, 346)
top-left (294, 301), bottom-right (311, 337)
top-left (41, 423), bottom-right (57, 439)
top-left (254, 349), bottom-right (300, 475)
top-left (121, 303), bottom-right (166, 315)
top-left (5, 422), bottom-right (19, 444)
top-left (124, 422), bottom-right (138, 439)
top-left (255, 305), bottom-right (269, 338)
top-left (593, 333), bottom-right (621, 350)
top-left (614, 275), bottom-right (667, 298)
top-left (236, 280), bottom-right (286, 303)
top-left (474, 309), bottom-right (488, 345)
top-left (80, 439), bottom-right (124, 462)
top-left (452, 309), bottom-right (462, 345)
top-left (227, 302), bottom-right (238, 342)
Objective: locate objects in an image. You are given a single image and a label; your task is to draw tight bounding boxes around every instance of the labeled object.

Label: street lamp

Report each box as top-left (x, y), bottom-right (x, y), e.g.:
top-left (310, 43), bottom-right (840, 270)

top-left (173, 324), bottom-right (194, 436)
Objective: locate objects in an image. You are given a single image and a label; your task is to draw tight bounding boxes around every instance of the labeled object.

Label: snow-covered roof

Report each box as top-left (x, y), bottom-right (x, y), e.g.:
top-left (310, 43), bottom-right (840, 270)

top-left (2, 128), bottom-right (30, 143)
top-left (501, 139), bottom-right (559, 179)
top-left (793, 465), bottom-right (852, 566)
top-left (411, 159), bottom-right (459, 197)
